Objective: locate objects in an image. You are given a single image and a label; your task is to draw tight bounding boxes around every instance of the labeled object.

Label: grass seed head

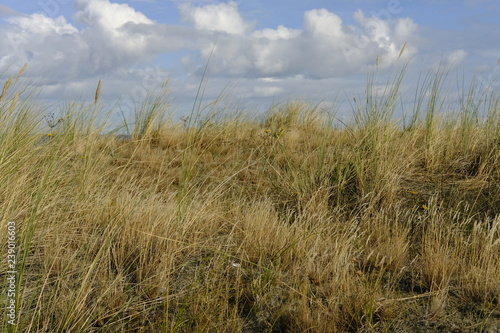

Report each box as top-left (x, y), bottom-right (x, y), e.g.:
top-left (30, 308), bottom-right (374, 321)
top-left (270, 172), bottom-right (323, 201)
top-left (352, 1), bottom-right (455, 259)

top-left (94, 79), bottom-right (101, 104)
top-left (0, 75), bottom-right (13, 101)
top-left (398, 42), bottom-right (407, 59)
top-left (16, 63), bottom-right (27, 82)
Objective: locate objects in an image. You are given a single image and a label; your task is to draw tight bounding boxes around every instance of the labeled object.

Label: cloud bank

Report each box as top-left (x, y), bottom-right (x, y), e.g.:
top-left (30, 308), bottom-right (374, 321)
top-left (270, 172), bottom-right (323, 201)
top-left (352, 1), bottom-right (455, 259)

top-left (1, 0), bottom-right (419, 80)
top-left (1, 0), bottom-right (489, 112)
top-left (179, 2), bottom-right (419, 78)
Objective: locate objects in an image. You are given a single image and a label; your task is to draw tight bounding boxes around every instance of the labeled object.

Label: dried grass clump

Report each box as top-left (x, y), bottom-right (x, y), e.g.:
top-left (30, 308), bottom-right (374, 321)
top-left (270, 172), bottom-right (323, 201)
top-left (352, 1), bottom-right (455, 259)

top-left (1, 64), bottom-right (500, 332)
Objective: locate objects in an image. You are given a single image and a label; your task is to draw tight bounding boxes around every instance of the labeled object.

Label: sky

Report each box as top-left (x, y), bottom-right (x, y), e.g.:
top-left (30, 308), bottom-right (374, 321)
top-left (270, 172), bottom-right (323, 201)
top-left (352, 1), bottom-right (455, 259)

top-left (0, 0), bottom-right (499, 123)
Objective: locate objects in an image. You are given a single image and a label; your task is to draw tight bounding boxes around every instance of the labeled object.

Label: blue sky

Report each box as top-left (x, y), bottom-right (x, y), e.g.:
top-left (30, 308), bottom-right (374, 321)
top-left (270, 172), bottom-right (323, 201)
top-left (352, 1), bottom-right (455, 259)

top-left (0, 0), bottom-right (499, 121)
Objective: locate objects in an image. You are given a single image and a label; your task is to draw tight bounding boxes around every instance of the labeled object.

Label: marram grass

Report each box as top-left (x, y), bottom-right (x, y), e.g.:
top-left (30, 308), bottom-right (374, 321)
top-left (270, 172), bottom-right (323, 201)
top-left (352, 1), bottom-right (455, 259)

top-left (1, 67), bottom-right (500, 332)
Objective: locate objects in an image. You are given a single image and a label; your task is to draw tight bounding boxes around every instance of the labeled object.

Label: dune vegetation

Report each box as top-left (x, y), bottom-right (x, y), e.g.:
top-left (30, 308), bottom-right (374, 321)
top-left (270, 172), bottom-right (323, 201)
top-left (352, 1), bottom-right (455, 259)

top-left (1, 63), bottom-right (499, 332)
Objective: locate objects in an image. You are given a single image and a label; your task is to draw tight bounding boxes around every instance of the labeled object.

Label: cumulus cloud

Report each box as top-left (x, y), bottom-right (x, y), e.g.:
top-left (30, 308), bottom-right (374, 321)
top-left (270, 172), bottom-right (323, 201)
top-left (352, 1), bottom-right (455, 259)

top-left (179, 1), bottom-right (250, 34)
top-left (74, 0), bottom-right (153, 31)
top-left (186, 6), bottom-right (418, 79)
top-left (72, 0), bottom-right (158, 72)
top-left (252, 26), bottom-right (301, 40)
top-left (1, 14), bottom-right (82, 78)
top-left (0, 0), bottom-right (194, 82)
top-left (304, 9), bottom-right (344, 38)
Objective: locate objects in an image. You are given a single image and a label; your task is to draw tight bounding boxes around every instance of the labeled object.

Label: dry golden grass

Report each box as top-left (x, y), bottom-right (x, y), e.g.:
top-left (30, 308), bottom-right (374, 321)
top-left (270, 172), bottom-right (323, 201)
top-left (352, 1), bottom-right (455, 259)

top-left (1, 67), bottom-right (500, 332)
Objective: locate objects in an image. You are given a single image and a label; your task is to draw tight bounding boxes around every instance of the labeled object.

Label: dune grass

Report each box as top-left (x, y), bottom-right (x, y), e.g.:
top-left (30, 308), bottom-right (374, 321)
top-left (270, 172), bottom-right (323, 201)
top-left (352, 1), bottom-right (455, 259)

top-left (1, 65), bottom-right (500, 332)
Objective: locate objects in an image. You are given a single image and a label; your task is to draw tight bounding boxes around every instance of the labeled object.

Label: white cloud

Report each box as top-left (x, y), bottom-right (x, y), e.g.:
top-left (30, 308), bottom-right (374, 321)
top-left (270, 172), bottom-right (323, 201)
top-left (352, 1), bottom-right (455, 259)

top-left (394, 17), bottom-right (418, 39)
top-left (1, 14), bottom-right (83, 79)
top-left (179, 1), bottom-right (250, 34)
top-left (6, 13), bottom-right (77, 37)
top-left (252, 25), bottom-right (301, 40)
top-left (74, 0), bottom-right (154, 33)
top-left (304, 9), bottom-right (344, 37)
top-left (73, 0), bottom-right (159, 70)
top-left (0, 0), bottom-right (190, 81)
top-left (189, 7), bottom-right (417, 79)
top-left (353, 9), bottom-right (392, 48)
